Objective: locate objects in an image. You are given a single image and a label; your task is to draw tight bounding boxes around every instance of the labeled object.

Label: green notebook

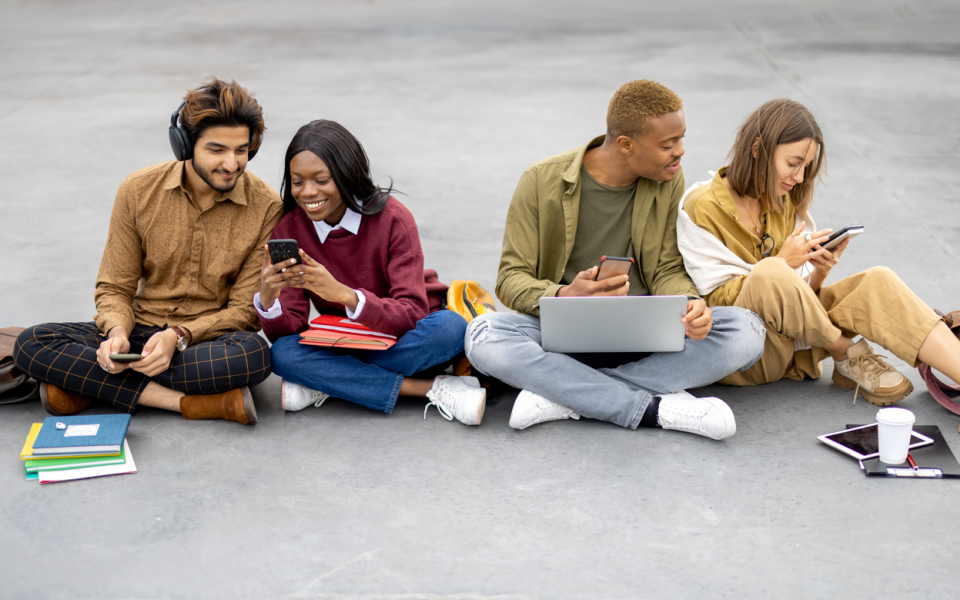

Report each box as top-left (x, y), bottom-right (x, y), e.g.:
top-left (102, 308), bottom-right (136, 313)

top-left (24, 443), bottom-right (127, 473)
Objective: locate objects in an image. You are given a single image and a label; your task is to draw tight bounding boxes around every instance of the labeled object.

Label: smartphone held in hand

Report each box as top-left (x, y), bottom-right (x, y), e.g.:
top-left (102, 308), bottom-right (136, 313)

top-left (268, 239), bottom-right (302, 265)
top-left (822, 225), bottom-right (863, 251)
top-left (109, 354), bottom-right (143, 363)
top-left (594, 256), bottom-right (634, 281)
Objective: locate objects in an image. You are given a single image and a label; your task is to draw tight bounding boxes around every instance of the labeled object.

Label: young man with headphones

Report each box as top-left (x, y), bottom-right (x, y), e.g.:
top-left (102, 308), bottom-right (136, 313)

top-left (14, 78), bottom-right (283, 424)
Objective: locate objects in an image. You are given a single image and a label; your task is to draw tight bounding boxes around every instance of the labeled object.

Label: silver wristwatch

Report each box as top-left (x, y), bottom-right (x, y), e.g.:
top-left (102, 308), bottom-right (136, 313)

top-left (170, 326), bottom-right (189, 351)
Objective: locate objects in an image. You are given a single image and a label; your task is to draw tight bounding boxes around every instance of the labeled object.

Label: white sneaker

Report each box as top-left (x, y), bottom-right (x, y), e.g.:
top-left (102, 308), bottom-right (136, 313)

top-left (657, 391), bottom-right (736, 440)
top-left (424, 375), bottom-right (486, 425)
top-left (509, 389), bottom-right (580, 430)
top-left (281, 380), bottom-right (330, 412)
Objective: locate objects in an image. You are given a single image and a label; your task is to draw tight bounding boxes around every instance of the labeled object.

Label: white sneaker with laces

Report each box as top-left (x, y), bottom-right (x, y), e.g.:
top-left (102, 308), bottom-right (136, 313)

top-left (281, 380), bottom-right (330, 412)
top-left (509, 389), bottom-right (580, 430)
top-left (424, 375), bottom-right (486, 425)
top-left (656, 391), bottom-right (736, 440)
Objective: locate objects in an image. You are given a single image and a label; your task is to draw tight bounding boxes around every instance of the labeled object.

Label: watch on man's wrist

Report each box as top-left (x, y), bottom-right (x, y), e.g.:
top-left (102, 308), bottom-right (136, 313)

top-left (170, 326), bottom-right (190, 351)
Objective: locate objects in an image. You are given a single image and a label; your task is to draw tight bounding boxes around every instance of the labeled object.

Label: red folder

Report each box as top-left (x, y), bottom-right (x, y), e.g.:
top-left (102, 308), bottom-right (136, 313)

top-left (309, 315), bottom-right (397, 338)
top-left (299, 315), bottom-right (397, 350)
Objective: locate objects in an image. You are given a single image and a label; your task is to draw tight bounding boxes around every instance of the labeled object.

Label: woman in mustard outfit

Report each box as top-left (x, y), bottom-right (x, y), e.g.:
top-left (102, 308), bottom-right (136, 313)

top-left (679, 99), bottom-right (960, 406)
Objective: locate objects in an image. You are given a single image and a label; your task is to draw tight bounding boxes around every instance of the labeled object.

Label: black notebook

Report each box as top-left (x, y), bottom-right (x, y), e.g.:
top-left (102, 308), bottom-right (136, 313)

top-left (854, 425), bottom-right (960, 479)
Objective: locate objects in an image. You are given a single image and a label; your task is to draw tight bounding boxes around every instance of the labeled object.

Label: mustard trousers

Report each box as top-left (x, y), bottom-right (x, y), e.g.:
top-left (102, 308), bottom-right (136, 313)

top-left (720, 258), bottom-right (940, 385)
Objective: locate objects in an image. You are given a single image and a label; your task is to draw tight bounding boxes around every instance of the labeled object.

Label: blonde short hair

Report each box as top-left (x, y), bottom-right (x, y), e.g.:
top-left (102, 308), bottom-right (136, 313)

top-left (606, 80), bottom-right (683, 139)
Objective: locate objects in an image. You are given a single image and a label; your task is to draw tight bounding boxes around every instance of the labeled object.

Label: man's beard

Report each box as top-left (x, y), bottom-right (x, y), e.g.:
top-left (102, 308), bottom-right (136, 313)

top-left (192, 161), bottom-right (242, 194)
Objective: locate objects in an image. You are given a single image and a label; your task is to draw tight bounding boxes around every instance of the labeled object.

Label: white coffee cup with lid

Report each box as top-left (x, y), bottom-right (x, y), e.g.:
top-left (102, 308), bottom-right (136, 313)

top-left (876, 407), bottom-right (916, 464)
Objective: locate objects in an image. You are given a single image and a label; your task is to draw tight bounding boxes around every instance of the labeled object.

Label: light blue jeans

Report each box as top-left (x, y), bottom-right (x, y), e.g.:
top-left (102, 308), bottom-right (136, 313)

top-left (464, 307), bottom-right (765, 429)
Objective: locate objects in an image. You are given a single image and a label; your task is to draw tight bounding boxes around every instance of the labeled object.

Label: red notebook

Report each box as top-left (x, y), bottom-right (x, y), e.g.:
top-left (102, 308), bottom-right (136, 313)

top-left (299, 315), bottom-right (397, 350)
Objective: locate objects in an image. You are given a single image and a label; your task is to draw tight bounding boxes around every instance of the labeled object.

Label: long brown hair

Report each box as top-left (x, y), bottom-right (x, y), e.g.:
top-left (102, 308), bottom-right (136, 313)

top-left (725, 99), bottom-right (824, 218)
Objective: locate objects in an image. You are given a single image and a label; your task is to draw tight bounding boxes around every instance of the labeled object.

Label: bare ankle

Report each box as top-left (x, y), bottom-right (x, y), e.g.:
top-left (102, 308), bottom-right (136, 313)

top-left (137, 382), bottom-right (184, 412)
top-left (399, 377), bottom-right (435, 398)
top-left (825, 335), bottom-right (855, 363)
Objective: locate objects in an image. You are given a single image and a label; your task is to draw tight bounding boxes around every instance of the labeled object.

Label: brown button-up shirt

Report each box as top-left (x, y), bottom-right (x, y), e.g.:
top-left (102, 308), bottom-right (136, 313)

top-left (94, 160), bottom-right (283, 343)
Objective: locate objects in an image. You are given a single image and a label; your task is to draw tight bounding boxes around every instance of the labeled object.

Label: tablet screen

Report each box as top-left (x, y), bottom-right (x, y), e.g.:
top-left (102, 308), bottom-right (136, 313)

top-left (824, 425), bottom-right (880, 456)
top-left (824, 424), bottom-right (927, 456)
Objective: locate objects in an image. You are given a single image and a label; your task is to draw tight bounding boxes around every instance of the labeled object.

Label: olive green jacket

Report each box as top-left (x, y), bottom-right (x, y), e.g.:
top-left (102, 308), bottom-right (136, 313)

top-left (496, 136), bottom-right (700, 315)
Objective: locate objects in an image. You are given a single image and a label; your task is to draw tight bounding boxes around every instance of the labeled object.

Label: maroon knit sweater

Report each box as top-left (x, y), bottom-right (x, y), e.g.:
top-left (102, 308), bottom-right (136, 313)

top-left (259, 197), bottom-right (446, 342)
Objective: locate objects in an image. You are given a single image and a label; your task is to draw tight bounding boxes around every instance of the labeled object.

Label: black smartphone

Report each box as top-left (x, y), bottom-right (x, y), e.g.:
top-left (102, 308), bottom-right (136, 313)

top-left (268, 239), bottom-right (302, 265)
top-left (594, 256), bottom-right (634, 281)
top-left (822, 225), bottom-right (864, 251)
top-left (109, 354), bottom-right (143, 363)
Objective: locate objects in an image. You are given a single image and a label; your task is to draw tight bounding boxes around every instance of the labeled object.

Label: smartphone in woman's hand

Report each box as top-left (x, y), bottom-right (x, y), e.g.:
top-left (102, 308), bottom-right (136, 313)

top-left (268, 239), bottom-right (302, 265)
top-left (822, 225), bottom-right (863, 251)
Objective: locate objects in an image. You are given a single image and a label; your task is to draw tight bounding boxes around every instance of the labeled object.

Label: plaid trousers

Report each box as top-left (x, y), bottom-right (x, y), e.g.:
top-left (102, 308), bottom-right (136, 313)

top-left (13, 322), bottom-right (272, 413)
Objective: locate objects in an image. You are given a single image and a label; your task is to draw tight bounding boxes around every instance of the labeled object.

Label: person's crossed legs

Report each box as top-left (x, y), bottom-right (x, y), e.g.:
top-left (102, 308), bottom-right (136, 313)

top-left (271, 310), bottom-right (486, 426)
top-left (464, 306), bottom-right (765, 438)
top-left (13, 322), bottom-right (270, 424)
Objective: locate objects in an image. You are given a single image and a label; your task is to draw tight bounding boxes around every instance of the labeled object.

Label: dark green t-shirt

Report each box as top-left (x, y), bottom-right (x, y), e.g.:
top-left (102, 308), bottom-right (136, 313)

top-left (561, 166), bottom-right (647, 295)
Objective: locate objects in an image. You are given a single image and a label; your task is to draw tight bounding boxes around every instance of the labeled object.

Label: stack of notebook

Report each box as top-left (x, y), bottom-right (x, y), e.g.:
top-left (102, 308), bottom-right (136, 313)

top-left (20, 414), bottom-right (137, 484)
top-left (299, 314), bottom-right (397, 350)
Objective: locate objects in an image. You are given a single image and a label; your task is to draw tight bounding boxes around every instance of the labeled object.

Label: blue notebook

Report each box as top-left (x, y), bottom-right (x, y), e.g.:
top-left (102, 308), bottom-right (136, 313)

top-left (31, 414), bottom-right (131, 456)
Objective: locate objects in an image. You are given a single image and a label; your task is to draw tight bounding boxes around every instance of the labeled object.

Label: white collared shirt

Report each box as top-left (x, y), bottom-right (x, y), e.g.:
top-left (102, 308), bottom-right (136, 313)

top-left (254, 206), bottom-right (366, 320)
top-left (313, 204), bottom-right (362, 242)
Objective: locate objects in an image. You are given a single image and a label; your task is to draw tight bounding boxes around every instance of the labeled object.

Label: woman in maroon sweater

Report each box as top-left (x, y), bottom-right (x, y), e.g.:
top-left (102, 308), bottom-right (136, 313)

top-left (256, 120), bottom-right (485, 425)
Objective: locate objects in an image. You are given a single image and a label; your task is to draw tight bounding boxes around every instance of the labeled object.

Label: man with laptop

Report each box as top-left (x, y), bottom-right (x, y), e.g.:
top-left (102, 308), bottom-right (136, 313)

top-left (464, 80), bottom-right (765, 439)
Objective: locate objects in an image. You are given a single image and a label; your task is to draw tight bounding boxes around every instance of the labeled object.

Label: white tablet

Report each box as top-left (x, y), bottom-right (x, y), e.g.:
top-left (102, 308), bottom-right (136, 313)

top-left (818, 423), bottom-right (934, 460)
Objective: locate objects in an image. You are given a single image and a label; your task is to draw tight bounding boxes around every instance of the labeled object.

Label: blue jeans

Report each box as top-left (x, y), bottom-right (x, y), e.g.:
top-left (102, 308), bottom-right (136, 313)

top-left (464, 307), bottom-right (765, 429)
top-left (271, 310), bottom-right (467, 414)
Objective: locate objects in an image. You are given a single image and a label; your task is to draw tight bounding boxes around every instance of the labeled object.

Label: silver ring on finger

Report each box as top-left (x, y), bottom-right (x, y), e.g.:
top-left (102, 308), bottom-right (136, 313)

top-left (102, 364), bottom-right (110, 372)
top-left (804, 234), bottom-right (812, 242)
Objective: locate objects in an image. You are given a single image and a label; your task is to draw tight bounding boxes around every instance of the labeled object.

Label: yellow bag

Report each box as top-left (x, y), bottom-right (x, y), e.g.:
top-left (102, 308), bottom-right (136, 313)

top-left (445, 281), bottom-right (496, 377)
top-left (446, 280), bottom-right (496, 324)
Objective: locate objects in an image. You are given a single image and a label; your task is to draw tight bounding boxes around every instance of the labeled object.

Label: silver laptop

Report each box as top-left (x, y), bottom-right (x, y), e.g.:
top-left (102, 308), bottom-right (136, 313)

top-left (539, 295), bottom-right (687, 353)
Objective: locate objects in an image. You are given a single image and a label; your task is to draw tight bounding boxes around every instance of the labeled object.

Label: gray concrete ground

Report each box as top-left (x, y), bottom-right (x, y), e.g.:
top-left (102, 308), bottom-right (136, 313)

top-left (2, 0), bottom-right (960, 598)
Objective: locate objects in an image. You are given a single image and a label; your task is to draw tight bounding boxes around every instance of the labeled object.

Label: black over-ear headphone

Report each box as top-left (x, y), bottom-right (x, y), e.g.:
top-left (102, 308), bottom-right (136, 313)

top-left (168, 98), bottom-right (259, 162)
top-left (168, 100), bottom-right (194, 162)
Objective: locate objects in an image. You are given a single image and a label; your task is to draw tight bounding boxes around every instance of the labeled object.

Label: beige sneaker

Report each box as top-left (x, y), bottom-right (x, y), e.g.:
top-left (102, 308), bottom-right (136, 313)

top-left (831, 339), bottom-right (913, 406)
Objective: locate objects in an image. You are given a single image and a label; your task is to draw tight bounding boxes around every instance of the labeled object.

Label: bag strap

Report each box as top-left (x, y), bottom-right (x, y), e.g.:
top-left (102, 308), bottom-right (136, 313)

top-left (462, 285), bottom-right (479, 319)
top-left (918, 363), bottom-right (960, 417)
top-left (0, 378), bottom-right (40, 405)
top-left (0, 371), bottom-right (26, 394)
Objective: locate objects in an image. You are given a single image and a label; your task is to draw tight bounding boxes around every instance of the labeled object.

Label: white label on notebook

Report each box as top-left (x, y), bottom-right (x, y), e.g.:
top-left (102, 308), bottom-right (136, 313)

top-left (64, 424), bottom-right (100, 437)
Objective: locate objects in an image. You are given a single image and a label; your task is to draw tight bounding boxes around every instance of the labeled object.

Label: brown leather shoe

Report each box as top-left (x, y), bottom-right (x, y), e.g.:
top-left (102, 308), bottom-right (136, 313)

top-left (180, 387), bottom-right (257, 425)
top-left (40, 382), bottom-right (93, 416)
